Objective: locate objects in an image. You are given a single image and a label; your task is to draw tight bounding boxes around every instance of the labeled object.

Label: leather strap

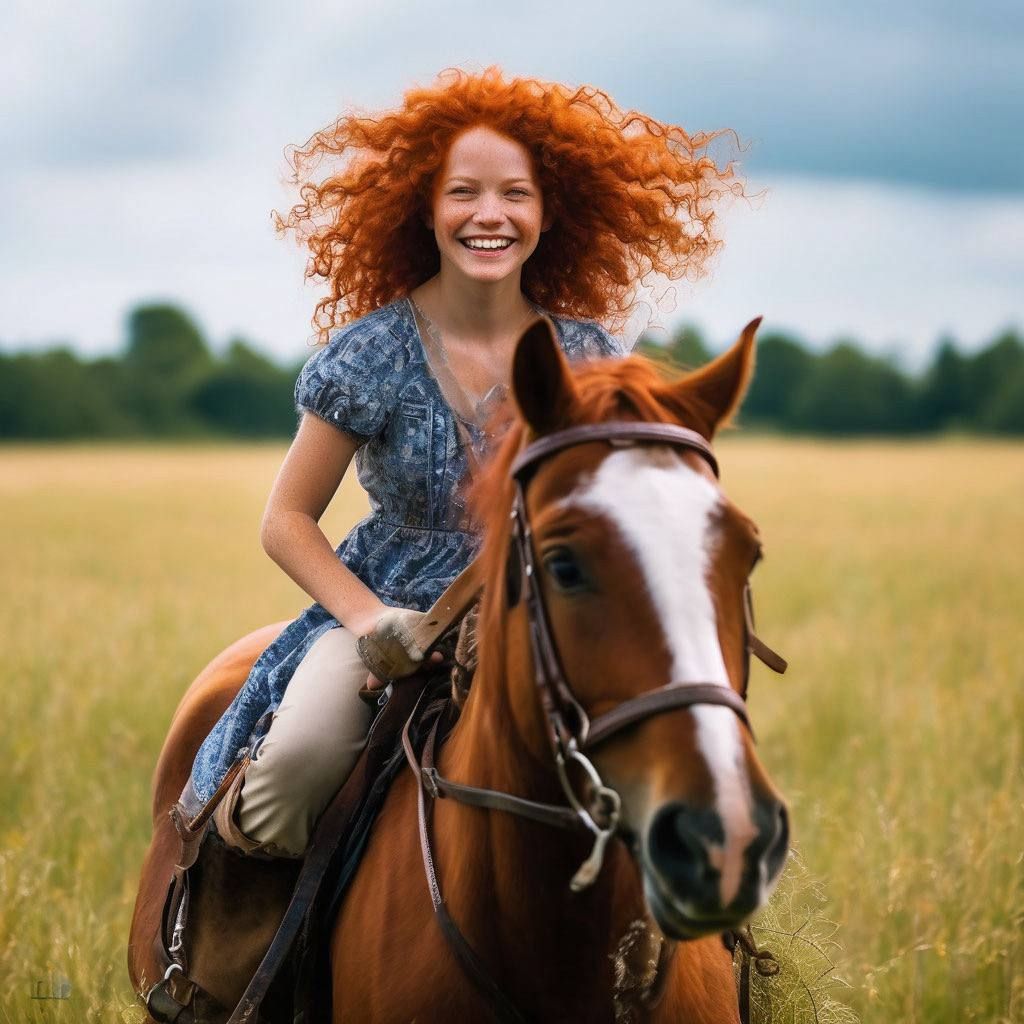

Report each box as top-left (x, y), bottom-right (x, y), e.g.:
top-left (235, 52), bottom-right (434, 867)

top-left (422, 770), bottom-right (582, 831)
top-left (403, 700), bottom-right (531, 1024)
top-left (406, 560), bottom-right (484, 658)
top-left (402, 699), bottom-right (583, 834)
top-left (743, 580), bottom-right (788, 678)
top-left (584, 682), bottom-right (753, 748)
top-left (511, 422), bottom-right (719, 480)
top-left (726, 926), bottom-right (781, 1024)
top-left (749, 633), bottom-right (787, 675)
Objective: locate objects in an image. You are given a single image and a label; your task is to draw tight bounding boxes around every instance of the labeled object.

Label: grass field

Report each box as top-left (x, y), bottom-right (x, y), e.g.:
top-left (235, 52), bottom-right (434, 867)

top-left (1, 439), bottom-right (1021, 1023)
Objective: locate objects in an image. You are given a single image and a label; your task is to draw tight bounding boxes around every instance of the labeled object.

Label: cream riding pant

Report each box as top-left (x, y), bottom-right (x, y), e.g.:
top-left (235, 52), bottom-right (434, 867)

top-left (235, 626), bottom-right (373, 858)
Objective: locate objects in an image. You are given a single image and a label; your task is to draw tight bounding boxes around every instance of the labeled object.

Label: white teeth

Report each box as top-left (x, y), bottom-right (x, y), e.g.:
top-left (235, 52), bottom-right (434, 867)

top-left (463, 238), bottom-right (513, 250)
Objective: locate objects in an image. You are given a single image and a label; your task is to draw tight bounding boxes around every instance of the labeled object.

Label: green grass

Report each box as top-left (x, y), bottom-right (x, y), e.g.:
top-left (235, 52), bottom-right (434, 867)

top-left (1, 439), bottom-right (1020, 1023)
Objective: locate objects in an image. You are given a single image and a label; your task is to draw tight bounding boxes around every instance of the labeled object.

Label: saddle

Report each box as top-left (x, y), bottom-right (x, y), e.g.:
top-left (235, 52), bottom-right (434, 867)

top-left (144, 570), bottom-right (482, 1024)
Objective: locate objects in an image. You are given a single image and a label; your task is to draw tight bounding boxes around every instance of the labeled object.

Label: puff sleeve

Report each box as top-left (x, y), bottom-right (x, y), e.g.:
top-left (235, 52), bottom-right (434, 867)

top-left (293, 326), bottom-right (400, 441)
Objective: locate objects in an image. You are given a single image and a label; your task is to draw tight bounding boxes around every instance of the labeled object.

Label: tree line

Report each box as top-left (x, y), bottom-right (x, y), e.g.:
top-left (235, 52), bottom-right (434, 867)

top-left (1, 303), bottom-right (1022, 439)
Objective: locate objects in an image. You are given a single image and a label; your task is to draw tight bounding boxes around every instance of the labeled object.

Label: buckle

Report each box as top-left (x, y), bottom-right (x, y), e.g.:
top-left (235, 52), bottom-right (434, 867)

top-left (421, 767), bottom-right (441, 799)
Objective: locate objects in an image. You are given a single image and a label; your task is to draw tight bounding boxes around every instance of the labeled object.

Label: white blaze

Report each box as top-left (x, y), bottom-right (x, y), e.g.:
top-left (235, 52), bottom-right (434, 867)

top-left (564, 447), bottom-right (757, 907)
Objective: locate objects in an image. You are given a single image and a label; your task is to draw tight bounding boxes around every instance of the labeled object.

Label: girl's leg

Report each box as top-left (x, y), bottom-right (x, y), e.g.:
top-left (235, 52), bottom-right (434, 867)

top-left (224, 626), bottom-right (373, 857)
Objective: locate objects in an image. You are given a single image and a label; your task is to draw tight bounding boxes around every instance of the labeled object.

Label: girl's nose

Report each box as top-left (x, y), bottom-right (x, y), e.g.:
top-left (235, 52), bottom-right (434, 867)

top-left (473, 194), bottom-right (504, 224)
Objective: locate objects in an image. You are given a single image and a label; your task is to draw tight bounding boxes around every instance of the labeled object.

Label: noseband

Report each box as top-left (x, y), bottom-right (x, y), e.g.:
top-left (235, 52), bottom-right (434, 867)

top-left (402, 421), bottom-right (787, 1023)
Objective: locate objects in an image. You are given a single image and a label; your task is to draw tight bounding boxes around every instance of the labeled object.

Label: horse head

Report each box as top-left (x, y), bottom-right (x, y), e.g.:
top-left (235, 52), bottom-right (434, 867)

top-left (469, 315), bottom-right (788, 941)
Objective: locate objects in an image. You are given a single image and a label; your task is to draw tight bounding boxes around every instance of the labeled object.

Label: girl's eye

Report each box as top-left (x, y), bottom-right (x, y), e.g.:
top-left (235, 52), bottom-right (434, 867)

top-left (449, 187), bottom-right (529, 197)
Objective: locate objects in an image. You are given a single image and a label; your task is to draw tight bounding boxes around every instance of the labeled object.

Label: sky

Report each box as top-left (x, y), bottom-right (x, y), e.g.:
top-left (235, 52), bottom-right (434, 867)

top-left (2, 0), bottom-right (1021, 370)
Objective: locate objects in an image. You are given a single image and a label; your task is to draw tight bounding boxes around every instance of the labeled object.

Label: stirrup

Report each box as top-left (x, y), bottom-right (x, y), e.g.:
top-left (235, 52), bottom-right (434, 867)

top-left (145, 962), bottom-right (229, 1024)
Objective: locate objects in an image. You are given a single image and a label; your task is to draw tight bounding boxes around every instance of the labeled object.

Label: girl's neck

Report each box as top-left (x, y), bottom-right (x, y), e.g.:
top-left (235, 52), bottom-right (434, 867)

top-left (412, 272), bottom-right (537, 344)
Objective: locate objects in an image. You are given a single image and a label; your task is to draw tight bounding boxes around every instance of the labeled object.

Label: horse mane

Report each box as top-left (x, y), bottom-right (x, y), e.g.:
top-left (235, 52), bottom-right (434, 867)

top-left (467, 354), bottom-right (714, 695)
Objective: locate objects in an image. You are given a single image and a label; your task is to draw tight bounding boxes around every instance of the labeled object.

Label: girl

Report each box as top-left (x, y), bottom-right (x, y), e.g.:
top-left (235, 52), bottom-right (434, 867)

top-left (186, 64), bottom-right (742, 861)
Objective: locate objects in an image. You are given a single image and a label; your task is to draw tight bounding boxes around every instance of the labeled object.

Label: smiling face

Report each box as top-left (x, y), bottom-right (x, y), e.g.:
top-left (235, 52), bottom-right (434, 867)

top-left (426, 125), bottom-right (551, 287)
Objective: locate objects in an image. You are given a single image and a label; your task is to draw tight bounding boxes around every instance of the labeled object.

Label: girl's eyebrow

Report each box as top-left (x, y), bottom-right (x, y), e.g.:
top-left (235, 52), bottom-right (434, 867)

top-left (446, 175), bottom-right (533, 185)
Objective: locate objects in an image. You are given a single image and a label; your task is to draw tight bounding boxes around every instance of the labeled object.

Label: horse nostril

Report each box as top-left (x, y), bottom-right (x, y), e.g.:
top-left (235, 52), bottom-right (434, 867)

top-left (647, 804), bottom-right (723, 906)
top-left (754, 799), bottom-right (789, 882)
top-left (767, 802), bottom-right (789, 873)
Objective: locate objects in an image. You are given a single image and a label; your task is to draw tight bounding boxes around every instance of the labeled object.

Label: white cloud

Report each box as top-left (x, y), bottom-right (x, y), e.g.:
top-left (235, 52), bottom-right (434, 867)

top-left (1, 162), bottom-right (1019, 370)
top-left (664, 177), bottom-right (1024, 369)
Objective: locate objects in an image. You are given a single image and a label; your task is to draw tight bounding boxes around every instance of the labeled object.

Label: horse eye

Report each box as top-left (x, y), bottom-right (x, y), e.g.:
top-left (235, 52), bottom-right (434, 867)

top-left (542, 548), bottom-right (588, 592)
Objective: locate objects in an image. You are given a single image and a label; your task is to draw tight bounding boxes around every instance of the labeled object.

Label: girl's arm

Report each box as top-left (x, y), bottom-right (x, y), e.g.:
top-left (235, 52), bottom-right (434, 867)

top-left (259, 411), bottom-right (389, 637)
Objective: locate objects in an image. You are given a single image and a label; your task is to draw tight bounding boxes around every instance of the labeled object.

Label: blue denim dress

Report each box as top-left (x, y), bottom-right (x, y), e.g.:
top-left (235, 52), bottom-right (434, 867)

top-left (189, 296), bottom-right (621, 803)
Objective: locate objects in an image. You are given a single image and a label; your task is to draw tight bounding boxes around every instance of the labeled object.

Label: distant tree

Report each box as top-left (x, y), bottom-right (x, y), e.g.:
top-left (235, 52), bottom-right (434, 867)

top-left (636, 323), bottom-right (710, 373)
top-left (125, 304), bottom-right (211, 376)
top-left (789, 342), bottom-right (917, 434)
top-left (666, 324), bottom-right (711, 368)
top-left (963, 330), bottom-right (1024, 420)
top-left (917, 338), bottom-right (969, 430)
top-left (189, 338), bottom-right (297, 437)
top-left (0, 349), bottom-right (128, 438)
top-left (122, 303), bottom-right (214, 434)
top-left (979, 364), bottom-right (1024, 433)
top-left (741, 332), bottom-right (814, 426)
top-left (82, 356), bottom-right (147, 436)
top-left (0, 354), bottom-right (38, 436)
top-left (3, 306), bottom-right (1021, 440)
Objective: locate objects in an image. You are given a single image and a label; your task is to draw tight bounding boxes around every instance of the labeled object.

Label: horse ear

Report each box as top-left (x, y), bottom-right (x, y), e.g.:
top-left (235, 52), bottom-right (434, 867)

top-left (660, 317), bottom-right (761, 438)
top-left (512, 316), bottom-right (581, 435)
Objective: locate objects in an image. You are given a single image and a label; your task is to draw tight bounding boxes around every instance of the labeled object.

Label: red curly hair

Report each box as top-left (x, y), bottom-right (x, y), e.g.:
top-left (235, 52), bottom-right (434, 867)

top-left (274, 65), bottom-right (745, 343)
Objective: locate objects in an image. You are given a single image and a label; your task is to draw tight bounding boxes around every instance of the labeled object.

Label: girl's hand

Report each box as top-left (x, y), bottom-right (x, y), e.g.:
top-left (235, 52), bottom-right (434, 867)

top-left (366, 650), bottom-right (444, 691)
top-left (356, 604), bottom-right (445, 690)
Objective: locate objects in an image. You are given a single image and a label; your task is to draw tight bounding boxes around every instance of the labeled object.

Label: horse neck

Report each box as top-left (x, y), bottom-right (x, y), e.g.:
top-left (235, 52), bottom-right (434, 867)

top-left (433, 662), bottom-right (647, 1016)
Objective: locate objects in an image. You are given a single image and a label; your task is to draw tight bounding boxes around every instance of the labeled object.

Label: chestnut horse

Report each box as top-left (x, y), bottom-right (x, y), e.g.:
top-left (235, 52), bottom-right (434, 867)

top-left (129, 315), bottom-right (788, 1022)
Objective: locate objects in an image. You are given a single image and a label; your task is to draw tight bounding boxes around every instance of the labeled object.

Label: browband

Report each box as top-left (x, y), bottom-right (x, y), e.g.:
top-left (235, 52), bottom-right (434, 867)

top-left (511, 423), bottom-right (719, 480)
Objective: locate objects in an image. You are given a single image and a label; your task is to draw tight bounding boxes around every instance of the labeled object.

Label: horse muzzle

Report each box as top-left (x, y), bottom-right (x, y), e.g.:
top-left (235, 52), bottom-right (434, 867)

top-left (641, 796), bottom-right (789, 939)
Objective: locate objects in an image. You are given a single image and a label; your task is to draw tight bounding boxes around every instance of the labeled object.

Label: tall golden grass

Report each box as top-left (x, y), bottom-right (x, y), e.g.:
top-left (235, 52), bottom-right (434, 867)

top-left (1, 439), bottom-right (1020, 1023)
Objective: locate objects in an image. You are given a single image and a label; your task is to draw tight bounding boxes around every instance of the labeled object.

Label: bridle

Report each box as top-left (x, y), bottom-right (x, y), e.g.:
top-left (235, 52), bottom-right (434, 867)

top-left (506, 421), bottom-right (784, 884)
top-left (402, 420), bottom-right (787, 1022)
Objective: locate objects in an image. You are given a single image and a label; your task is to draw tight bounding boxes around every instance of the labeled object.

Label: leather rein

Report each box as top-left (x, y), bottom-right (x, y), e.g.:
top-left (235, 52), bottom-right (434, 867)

top-left (402, 421), bottom-right (787, 1022)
